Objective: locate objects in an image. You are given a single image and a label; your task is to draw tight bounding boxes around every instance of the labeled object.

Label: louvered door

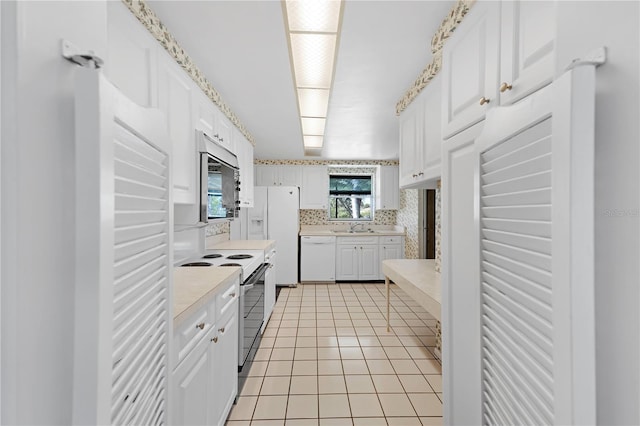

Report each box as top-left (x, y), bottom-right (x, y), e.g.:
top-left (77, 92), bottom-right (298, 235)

top-left (73, 68), bottom-right (172, 425)
top-left (474, 66), bottom-right (596, 425)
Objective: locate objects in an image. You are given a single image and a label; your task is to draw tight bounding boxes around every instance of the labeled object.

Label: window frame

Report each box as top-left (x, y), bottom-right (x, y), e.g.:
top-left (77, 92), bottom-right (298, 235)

top-left (328, 173), bottom-right (375, 221)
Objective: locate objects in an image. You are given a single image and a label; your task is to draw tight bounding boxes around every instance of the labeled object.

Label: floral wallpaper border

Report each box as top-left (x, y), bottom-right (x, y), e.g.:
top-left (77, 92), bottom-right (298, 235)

top-left (120, 0), bottom-right (255, 145)
top-left (255, 159), bottom-right (399, 166)
top-left (395, 0), bottom-right (476, 115)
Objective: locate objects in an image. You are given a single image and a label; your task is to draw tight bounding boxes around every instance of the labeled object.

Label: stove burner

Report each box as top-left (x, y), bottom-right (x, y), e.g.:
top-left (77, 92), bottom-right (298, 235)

top-left (202, 254), bottom-right (223, 259)
top-left (219, 263), bottom-right (242, 267)
top-left (226, 254), bottom-right (253, 260)
top-left (181, 262), bottom-right (213, 267)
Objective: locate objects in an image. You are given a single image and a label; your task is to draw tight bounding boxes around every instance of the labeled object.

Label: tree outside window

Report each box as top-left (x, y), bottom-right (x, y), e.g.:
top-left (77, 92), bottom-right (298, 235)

top-left (328, 175), bottom-right (373, 220)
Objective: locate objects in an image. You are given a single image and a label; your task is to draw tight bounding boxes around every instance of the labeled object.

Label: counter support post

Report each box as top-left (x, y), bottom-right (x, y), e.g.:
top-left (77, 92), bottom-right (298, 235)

top-left (385, 276), bottom-right (390, 332)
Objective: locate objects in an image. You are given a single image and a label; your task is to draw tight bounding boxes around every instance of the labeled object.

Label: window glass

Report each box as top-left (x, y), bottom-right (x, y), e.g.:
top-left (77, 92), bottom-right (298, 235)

top-left (328, 175), bottom-right (373, 220)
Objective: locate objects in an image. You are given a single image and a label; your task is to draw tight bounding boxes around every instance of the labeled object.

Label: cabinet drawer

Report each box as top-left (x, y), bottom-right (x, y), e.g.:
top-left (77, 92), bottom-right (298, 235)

top-left (173, 302), bottom-right (215, 367)
top-left (337, 236), bottom-right (379, 245)
top-left (216, 278), bottom-right (240, 318)
top-left (381, 236), bottom-right (403, 244)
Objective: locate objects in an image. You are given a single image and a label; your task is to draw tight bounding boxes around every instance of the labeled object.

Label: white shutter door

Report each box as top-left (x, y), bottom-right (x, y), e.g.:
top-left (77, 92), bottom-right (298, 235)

top-left (73, 68), bottom-right (172, 425)
top-left (475, 66), bottom-right (596, 425)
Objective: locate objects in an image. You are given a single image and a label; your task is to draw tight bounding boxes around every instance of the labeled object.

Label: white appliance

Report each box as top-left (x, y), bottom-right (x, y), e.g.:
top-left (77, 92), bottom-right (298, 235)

top-left (300, 236), bottom-right (336, 281)
top-left (248, 186), bottom-right (299, 285)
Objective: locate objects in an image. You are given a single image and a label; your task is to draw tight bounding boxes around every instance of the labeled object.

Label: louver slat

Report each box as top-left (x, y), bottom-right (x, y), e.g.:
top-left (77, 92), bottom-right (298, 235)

top-left (111, 123), bottom-right (169, 425)
top-left (480, 118), bottom-right (555, 425)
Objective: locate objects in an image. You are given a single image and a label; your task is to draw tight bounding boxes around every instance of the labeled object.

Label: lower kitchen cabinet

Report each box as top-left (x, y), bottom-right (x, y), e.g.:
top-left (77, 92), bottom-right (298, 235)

top-left (263, 249), bottom-right (277, 332)
top-left (172, 278), bottom-right (240, 426)
top-left (378, 236), bottom-right (405, 280)
top-left (336, 237), bottom-right (379, 281)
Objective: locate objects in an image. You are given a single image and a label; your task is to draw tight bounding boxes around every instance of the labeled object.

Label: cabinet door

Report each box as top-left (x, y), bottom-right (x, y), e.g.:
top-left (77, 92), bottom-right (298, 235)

top-left (399, 100), bottom-right (423, 188)
top-left (215, 112), bottom-right (234, 153)
top-left (280, 166), bottom-right (302, 187)
top-left (358, 245), bottom-right (379, 281)
top-left (441, 122), bottom-right (483, 425)
top-left (236, 131), bottom-right (254, 208)
top-left (500, 1), bottom-right (556, 105)
top-left (212, 307), bottom-right (239, 426)
top-left (255, 165), bottom-right (278, 186)
top-left (377, 166), bottom-right (399, 210)
top-left (442, 1), bottom-right (500, 139)
top-left (301, 166), bottom-right (329, 209)
top-left (158, 53), bottom-right (196, 204)
top-left (336, 245), bottom-right (358, 281)
top-left (106, 2), bottom-right (158, 108)
top-left (172, 328), bottom-right (215, 426)
top-left (421, 74), bottom-right (443, 185)
top-left (264, 259), bottom-right (277, 330)
top-left (193, 91), bottom-right (216, 136)
top-left (379, 244), bottom-right (403, 280)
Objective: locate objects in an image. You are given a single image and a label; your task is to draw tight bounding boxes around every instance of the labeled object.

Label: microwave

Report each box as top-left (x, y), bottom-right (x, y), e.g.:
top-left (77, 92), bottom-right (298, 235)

top-left (197, 131), bottom-right (240, 222)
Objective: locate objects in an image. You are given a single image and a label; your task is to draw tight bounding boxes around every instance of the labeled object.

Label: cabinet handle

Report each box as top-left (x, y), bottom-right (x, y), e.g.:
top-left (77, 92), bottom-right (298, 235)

top-left (229, 292), bottom-right (236, 298)
top-left (211, 336), bottom-right (218, 343)
top-left (354, 246), bottom-right (357, 250)
top-left (412, 173), bottom-right (417, 178)
top-left (196, 322), bottom-right (205, 330)
top-left (500, 82), bottom-right (513, 92)
top-left (418, 172), bottom-right (424, 176)
top-left (479, 97), bottom-right (490, 106)
top-left (219, 327), bottom-right (225, 333)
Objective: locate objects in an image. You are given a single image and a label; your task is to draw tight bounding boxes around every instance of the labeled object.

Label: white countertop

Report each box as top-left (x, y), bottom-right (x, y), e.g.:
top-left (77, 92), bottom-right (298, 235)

top-left (300, 225), bottom-right (405, 237)
top-left (173, 266), bottom-right (241, 326)
top-left (208, 239), bottom-right (276, 251)
top-left (382, 259), bottom-right (441, 321)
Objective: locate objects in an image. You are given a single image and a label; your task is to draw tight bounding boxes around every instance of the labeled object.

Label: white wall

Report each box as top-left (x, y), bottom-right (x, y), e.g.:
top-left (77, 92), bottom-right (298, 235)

top-left (556, 2), bottom-right (640, 424)
top-left (1, 2), bottom-right (107, 424)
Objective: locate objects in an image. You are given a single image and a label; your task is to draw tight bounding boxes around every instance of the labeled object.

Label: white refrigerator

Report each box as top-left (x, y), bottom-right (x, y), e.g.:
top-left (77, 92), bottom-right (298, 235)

top-left (248, 186), bottom-right (299, 286)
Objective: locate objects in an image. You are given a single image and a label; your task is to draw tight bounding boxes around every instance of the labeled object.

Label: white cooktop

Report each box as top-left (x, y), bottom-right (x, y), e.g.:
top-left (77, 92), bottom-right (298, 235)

top-left (179, 249), bottom-right (264, 281)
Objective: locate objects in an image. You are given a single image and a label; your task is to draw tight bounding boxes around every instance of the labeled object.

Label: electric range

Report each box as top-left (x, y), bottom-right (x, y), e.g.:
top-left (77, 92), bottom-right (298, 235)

top-left (179, 249), bottom-right (265, 280)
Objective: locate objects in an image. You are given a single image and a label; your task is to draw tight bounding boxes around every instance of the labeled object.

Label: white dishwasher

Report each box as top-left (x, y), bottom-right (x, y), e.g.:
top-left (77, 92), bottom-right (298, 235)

top-left (300, 235), bottom-right (336, 282)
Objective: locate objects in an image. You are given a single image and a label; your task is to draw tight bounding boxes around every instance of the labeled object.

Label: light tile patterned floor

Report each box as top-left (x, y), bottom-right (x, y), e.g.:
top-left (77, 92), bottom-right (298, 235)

top-left (227, 283), bottom-right (442, 426)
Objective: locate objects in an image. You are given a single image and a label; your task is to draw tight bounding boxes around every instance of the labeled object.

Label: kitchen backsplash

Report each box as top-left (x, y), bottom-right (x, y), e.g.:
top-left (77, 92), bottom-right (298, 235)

top-left (255, 159), bottom-right (399, 166)
top-left (300, 209), bottom-right (397, 226)
top-left (435, 183), bottom-right (441, 273)
top-left (397, 189), bottom-right (419, 259)
top-left (205, 221), bottom-right (230, 237)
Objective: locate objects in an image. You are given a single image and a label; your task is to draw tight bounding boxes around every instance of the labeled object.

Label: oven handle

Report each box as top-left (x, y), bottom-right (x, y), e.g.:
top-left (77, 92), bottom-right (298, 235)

top-left (242, 263), bottom-right (270, 288)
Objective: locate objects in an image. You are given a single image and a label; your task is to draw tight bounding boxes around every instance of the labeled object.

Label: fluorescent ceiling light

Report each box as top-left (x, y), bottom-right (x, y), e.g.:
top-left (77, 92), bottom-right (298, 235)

top-left (286, 0), bottom-right (341, 33)
top-left (284, 0), bottom-right (343, 153)
top-left (290, 33), bottom-right (336, 88)
top-left (301, 117), bottom-right (326, 135)
top-left (297, 88), bottom-right (330, 117)
top-left (303, 135), bottom-right (324, 148)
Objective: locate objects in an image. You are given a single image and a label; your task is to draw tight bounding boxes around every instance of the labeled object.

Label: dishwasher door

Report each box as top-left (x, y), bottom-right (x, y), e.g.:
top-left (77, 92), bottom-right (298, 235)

top-left (300, 236), bottom-right (336, 282)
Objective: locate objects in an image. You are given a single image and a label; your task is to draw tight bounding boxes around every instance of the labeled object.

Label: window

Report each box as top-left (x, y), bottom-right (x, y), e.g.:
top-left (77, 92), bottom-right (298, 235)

top-left (329, 175), bottom-right (373, 220)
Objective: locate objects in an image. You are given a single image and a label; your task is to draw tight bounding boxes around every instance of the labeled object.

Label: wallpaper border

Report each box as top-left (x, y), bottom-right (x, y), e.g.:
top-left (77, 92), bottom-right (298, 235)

top-left (395, 0), bottom-right (475, 115)
top-left (120, 0), bottom-right (256, 145)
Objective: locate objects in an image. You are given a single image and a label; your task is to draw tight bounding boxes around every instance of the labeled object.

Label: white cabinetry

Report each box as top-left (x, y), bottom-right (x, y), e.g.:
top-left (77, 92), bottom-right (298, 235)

top-left (158, 51), bottom-right (196, 204)
top-left (106, 3), bottom-right (158, 108)
top-left (442, 1), bottom-right (500, 139)
top-left (255, 165), bottom-right (302, 187)
top-left (172, 278), bottom-right (240, 426)
top-left (399, 75), bottom-right (442, 189)
top-left (376, 166), bottom-right (399, 210)
top-left (301, 166), bottom-right (329, 209)
top-left (378, 236), bottom-right (405, 280)
top-left (235, 129), bottom-right (254, 208)
top-left (215, 112), bottom-right (233, 153)
top-left (499, 1), bottom-right (556, 105)
top-left (336, 236), bottom-right (379, 281)
top-left (442, 0), bottom-right (556, 138)
top-left (263, 248), bottom-right (277, 331)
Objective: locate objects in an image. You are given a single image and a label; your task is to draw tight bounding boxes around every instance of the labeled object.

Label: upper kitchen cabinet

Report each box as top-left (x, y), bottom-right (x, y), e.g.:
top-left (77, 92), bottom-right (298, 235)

top-left (215, 113), bottom-right (234, 153)
top-left (255, 165), bottom-right (302, 187)
top-left (194, 90), bottom-right (234, 153)
top-left (442, 1), bottom-right (500, 139)
top-left (399, 74), bottom-right (442, 189)
top-left (234, 129), bottom-right (254, 208)
top-left (158, 51), bottom-right (196, 204)
top-left (499, 1), bottom-right (556, 105)
top-left (106, 3), bottom-right (159, 108)
top-left (442, 0), bottom-right (556, 138)
top-left (301, 166), bottom-right (329, 209)
top-left (376, 166), bottom-right (399, 210)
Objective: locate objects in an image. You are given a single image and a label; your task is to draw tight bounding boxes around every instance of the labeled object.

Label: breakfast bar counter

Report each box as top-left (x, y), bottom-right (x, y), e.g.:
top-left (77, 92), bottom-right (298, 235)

top-left (382, 259), bottom-right (441, 331)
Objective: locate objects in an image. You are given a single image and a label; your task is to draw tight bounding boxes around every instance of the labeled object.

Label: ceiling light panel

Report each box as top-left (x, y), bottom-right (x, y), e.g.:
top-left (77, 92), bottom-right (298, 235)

top-left (301, 117), bottom-right (326, 135)
top-left (297, 88), bottom-right (330, 117)
top-left (303, 135), bottom-right (324, 148)
top-left (286, 0), bottom-right (342, 33)
top-left (290, 33), bottom-right (336, 88)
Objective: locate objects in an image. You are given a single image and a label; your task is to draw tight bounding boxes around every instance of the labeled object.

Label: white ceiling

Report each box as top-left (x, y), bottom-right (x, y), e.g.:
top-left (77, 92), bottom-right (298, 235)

top-left (148, 0), bottom-right (453, 160)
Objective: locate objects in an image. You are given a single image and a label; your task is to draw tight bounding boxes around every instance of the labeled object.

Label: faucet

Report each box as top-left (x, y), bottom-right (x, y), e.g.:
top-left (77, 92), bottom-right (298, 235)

top-left (349, 223), bottom-right (364, 232)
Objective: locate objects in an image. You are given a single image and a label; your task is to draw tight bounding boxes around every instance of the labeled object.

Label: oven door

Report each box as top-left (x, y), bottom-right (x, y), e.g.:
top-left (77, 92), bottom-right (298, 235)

top-left (238, 263), bottom-right (268, 368)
